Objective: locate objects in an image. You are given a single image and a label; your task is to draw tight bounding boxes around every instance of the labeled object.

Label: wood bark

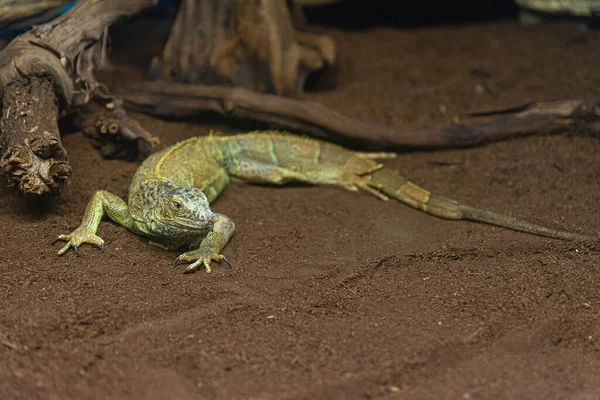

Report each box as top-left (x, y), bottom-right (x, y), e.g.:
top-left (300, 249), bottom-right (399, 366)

top-left (150, 0), bottom-right (336, 97)
top-left (0, 0), bottom-right (72, 30)
top-left (0, 0), bottom-right (157, 196)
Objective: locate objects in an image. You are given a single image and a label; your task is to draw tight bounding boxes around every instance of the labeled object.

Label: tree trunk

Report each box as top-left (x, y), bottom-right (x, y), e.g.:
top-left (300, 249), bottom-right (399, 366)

top-left (150, 0), bottom-right (336, 97)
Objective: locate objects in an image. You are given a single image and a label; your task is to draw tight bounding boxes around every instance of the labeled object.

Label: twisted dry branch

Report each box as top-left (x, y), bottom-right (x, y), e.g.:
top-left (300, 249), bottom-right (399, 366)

top-left (122, 81), bottom-right (600, 150)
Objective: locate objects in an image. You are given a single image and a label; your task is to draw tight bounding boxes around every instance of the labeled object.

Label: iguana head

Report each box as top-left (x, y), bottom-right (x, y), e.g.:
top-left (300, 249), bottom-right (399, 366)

top-left (130, 179), bottom-right (215, 241)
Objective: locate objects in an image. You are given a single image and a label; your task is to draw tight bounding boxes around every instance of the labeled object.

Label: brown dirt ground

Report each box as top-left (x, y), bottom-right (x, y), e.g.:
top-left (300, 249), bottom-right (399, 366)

top-left (2, 15), bottom-right (600, 400)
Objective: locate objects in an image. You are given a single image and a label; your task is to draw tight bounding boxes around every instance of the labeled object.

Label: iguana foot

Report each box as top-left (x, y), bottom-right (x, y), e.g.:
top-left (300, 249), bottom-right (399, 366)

top-left (337, 169), bottom-right (388, 201)
top-left (53, 227), bottom-right (105, 256)
top-left (174, 248), bottom-right (226, 274)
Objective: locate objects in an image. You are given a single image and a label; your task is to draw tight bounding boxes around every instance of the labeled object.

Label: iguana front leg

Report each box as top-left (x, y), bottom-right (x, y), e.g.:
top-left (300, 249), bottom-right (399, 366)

top-left (174, 213), bottom-right (235, 274)
top-left (53, 190), bottom-right (135, 255)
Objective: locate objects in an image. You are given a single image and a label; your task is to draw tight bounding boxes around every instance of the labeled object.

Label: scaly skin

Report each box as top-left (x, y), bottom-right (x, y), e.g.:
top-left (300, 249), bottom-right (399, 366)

top-left (54, 130), bottom-right (597, 274)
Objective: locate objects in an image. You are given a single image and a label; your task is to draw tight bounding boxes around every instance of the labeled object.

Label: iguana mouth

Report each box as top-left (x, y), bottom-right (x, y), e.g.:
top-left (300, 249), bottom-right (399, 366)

top-left (171, 219), bottom-right (213, 232)
top-left (147, 218), bottom-right (212, 237)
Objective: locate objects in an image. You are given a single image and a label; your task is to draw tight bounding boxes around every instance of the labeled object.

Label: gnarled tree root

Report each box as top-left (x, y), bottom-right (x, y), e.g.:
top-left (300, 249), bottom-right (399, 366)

top-left (121, 81), bottom-right (600, 150)
top-left (149, 0), bottom-right (336, 97)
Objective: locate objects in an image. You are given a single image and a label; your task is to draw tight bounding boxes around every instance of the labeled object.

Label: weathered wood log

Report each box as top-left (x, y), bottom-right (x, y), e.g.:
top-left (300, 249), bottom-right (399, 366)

top-left (0, 75), bottom-right (69, 195)
top-left (122, 81), bottom-right (600, 150)
top-left (0, 0), bottom-right (156, 196)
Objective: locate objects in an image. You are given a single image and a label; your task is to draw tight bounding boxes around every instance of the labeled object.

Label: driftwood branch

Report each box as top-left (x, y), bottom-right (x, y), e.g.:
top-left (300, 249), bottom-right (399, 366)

top-left (0, 0), bottom-right (156, 196)
top-left (121, 81), bottom-right (600, 150)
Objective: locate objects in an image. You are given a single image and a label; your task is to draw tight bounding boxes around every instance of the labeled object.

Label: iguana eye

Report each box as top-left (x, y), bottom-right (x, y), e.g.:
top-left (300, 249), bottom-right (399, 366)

top-left (171, 199), bottom-right (183, 210)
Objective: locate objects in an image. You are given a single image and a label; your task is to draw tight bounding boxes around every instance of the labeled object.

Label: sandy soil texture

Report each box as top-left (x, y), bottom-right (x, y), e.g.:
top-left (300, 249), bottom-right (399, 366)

top-left (1, 15), bottom-right (600, 400)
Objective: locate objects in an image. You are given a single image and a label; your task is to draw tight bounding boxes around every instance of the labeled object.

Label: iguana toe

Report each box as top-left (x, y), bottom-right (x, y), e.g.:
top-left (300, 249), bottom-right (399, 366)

top-left (342, 174), bottom-right (388, 201)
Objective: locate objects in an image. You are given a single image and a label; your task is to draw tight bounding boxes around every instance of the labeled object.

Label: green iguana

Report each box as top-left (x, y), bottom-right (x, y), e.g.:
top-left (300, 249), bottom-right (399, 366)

top-left (53, 130), bottom-right (596, 273)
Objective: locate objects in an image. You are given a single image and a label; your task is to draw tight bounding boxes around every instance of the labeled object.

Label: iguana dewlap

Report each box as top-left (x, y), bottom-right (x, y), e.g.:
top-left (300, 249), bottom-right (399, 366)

top-left (54, 130), bottom-right (596, 273)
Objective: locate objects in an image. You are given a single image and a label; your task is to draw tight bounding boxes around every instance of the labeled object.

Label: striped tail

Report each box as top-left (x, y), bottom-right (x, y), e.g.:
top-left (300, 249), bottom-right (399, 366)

top-left (369, 169), bottom-right (596, 241)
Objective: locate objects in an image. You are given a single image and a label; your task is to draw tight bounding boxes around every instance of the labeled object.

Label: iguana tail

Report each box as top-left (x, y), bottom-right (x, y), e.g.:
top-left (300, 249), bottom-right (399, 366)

top-left (369, 168), bottom-right (596, 241)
